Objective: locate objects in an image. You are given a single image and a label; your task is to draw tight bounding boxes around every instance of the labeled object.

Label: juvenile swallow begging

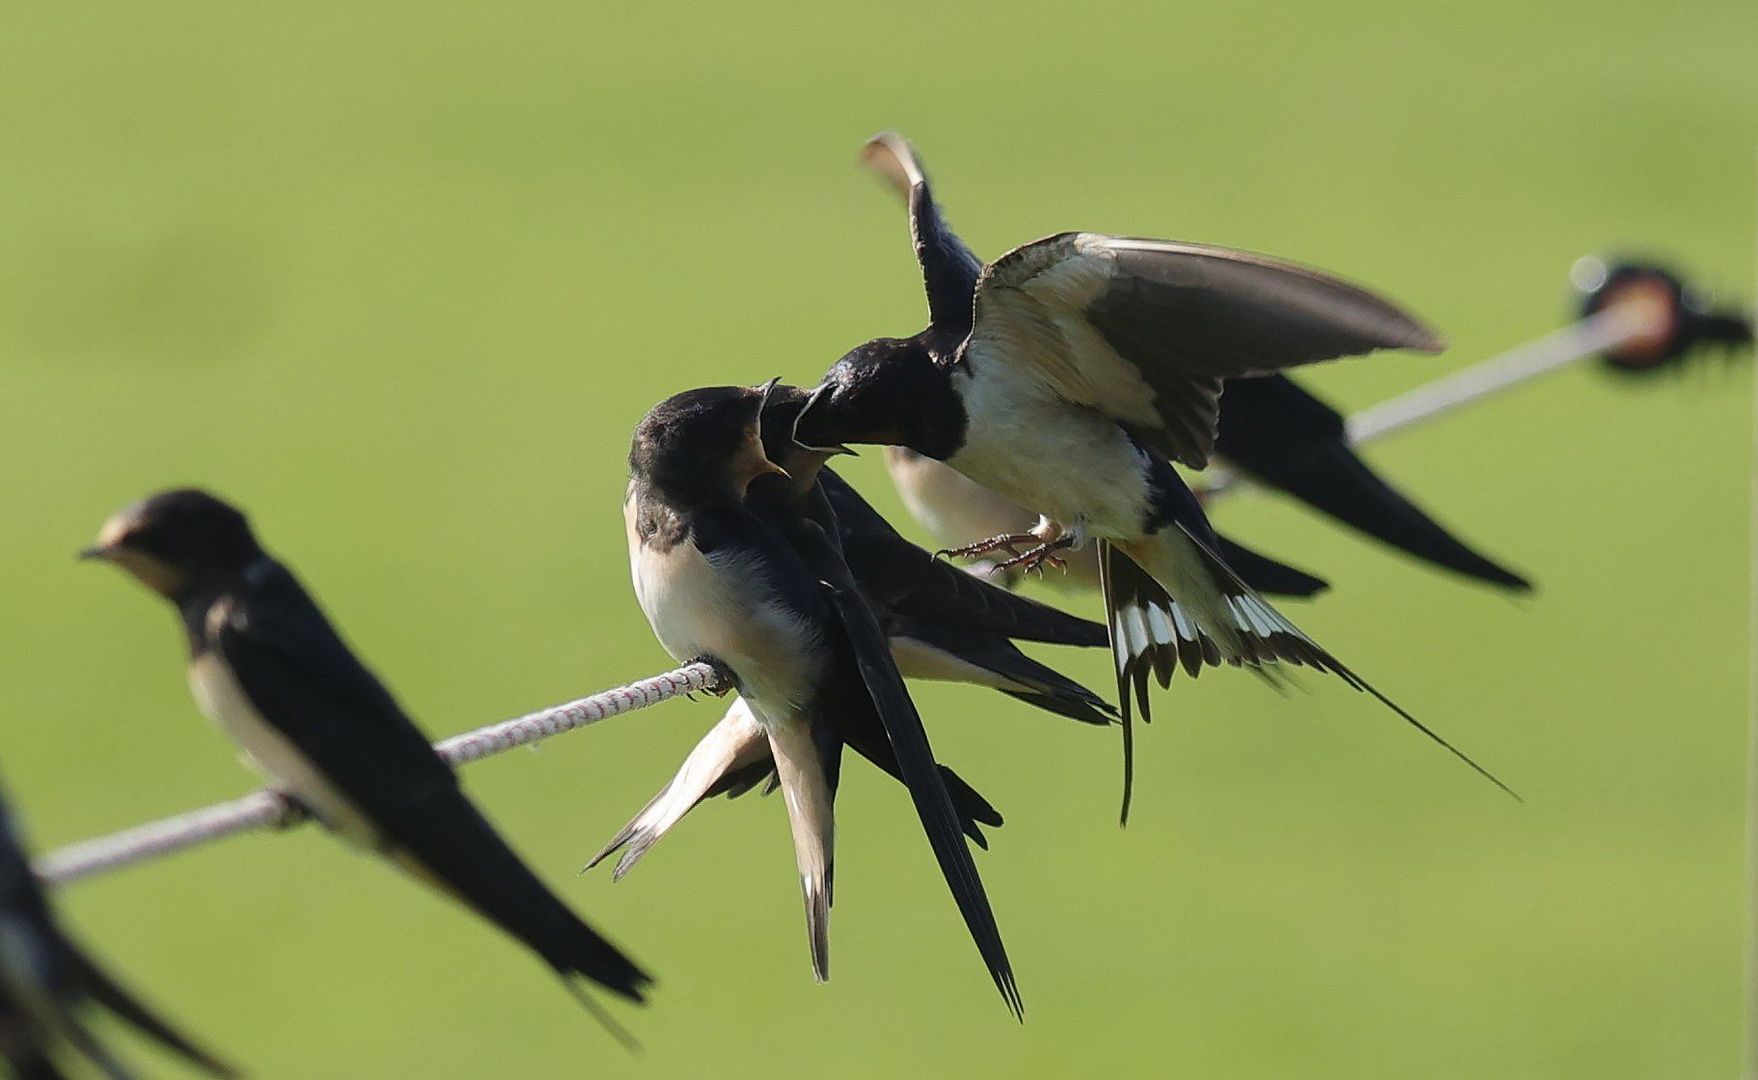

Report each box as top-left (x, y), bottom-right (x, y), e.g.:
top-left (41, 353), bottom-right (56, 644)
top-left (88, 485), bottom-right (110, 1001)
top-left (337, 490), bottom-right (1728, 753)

top-left (861, 132), bottom-right (1527, 594)
top-left (624, 384), bottom-right (1020, 1015)
top-left (794, 135), bottom-right (1516, 819)
top-left (82, 490), bottom-right (651, 1018)
top-left (592, 388), bottom-right (1118, 881)
top-left (0, 777), bottom-right (236, 1080)
top-left (762, 385), bottom-right (1117, 726)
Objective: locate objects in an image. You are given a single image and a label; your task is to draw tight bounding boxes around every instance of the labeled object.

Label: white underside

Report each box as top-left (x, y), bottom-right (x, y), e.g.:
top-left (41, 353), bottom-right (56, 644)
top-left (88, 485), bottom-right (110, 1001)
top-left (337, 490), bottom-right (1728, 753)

top-left (946, 360), bottom-right (1152, 541)
top-left (187, 653), bottom-right (381, 848)
top-left (626, 490), bottom-right (827, 709)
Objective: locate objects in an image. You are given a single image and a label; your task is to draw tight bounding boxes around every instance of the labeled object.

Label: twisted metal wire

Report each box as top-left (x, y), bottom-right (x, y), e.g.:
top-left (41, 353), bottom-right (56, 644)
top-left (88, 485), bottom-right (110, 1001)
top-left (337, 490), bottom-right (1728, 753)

top-left (35, 662), bottom-right (721, 886)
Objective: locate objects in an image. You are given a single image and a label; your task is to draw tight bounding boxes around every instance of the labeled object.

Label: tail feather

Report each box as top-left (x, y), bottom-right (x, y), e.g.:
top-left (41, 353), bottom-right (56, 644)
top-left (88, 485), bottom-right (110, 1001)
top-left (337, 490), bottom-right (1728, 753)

top-left (585, 701), bottom-right (770, 880)
top-left (1101, 530), bottom-right (1518, 822)
top-left (766, 720), bottom-right (839, 985)
top-left (400, 794), bottom-right (653, 1003)
top-left (70, 945), bottom-right (237, 1078)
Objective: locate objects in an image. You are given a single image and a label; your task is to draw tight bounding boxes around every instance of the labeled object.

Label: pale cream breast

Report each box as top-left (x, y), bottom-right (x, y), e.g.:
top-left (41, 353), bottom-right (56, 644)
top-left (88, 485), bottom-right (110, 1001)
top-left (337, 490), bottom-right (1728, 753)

top-left (948, 360), bottom-right (1152, 539)
top-left (627, 518), bottom-right (827, 710)
top-left (187, 653), bottom-right (382, 848)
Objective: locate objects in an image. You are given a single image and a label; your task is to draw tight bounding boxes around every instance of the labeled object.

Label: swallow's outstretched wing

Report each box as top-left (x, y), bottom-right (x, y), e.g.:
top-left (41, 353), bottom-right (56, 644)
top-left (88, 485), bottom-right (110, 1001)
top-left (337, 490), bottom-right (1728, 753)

top-left (1216, 375), bottom-right (1530, 590)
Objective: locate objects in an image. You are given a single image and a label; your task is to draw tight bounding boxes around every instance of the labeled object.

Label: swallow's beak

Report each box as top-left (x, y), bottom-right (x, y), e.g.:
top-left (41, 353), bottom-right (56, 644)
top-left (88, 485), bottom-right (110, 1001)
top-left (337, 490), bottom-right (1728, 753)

top-left (791, 385), bottom-right (855, 456)
top-left (77, 545), bottom-right (113, 562)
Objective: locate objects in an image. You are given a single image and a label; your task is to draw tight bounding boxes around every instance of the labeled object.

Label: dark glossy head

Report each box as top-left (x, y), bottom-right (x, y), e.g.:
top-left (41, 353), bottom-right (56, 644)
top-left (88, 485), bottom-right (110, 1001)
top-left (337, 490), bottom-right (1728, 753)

top-left (81, 489), bottom-right (263, 601)
top-left (631, 382), bottom-right (788, 502)
top-left (793, 338), bottom-right (963, 459)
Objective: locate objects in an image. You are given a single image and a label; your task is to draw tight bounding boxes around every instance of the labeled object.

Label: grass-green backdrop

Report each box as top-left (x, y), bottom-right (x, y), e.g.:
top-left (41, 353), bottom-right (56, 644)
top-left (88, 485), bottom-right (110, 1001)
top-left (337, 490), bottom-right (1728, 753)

top-left (2, 2), bottom-right (1752, 1077)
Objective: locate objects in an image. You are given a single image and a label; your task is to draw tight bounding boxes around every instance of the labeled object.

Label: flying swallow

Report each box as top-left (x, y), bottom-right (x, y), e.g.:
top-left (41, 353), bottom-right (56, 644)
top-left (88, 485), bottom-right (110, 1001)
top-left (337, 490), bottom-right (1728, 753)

top-left (624, 384), bottom-right (1020, 1015)
top-left (82, 490), bottom-right (651, 1020)
top-left (859, 132), bottom-right (1525, 594)
top-left (794, 136), bottom-right (1516, 821)
top-left (0, 775), bottom-right (236, 1080)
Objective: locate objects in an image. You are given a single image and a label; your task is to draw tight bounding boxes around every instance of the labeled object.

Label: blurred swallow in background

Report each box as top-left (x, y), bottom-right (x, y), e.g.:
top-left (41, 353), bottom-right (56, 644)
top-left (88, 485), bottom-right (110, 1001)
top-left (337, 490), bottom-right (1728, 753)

top-left (862, 132), bottom-right (1526, 594)
top-left (623, 384), bottom-right (1020, 1015)
top-left (82, 490), bottom-right (652, 1023)
top-left (0, 776), bottom-right (236, 1080)
top-left (796, 134), bottom-right (1515, 820)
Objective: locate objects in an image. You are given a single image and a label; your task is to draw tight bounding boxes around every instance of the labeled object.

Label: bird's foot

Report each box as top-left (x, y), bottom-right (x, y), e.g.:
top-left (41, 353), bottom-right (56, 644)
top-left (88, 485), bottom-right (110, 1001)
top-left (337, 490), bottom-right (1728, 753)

top-left (991, 534), bottom-right (1075, 577)
top-left (936, 532), bottom-right (1040, 563)
top-left (271, 794), bottom-right (314, 829)
top-left (686, 656), bottom-right (736, 696)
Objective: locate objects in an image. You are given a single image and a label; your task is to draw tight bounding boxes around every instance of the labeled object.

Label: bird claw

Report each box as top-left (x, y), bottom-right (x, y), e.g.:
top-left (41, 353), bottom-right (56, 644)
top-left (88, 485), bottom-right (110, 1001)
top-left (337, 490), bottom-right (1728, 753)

top-left (936, 532), bottom-right (1039, 563)
top-left (991, 542), bottom-right (1068, 577)
top-left (686, 656), bottom-right (737, 696)
top-left (272, 794), bottom-right (313, 829)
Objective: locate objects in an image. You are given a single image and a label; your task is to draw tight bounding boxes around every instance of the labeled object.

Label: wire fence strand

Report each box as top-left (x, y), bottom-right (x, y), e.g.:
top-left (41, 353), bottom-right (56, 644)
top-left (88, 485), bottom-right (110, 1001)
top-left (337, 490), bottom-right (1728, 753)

top-left (34, 298), bottom-right (1662, 890)
top-left (35, 662), bottom-right (721, 887)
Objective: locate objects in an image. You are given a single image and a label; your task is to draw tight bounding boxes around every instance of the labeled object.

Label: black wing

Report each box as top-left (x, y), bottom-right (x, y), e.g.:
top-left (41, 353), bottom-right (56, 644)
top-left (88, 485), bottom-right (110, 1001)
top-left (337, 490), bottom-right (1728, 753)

top-left (1216, 375), bottom-right (1530, 590)
top-left (782, 515), bottom-right (1022, 1018)
top-left (965, 233), bottom-right (1442, 468)
top-left (821, 469), bottom-right (1107, 646)
top-left (213, 564), bottom-right (651, 1002)
top-left (887, 614), bottom-right (1115, 727)
top-left (0, 784), bottom-right (235, 1078)
top-left (1213, 532), bottom-right (1330, 598)
top-left (861, 132), bottom-right (984, 342)
top-left (69, 947), bottom-right (237, 1078)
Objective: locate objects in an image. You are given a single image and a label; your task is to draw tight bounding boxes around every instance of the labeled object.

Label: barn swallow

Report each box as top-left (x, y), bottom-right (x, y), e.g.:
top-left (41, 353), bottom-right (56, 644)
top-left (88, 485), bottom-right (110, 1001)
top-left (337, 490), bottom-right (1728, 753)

top-left (0, 775), bottom-right (236, 1080)
top-left (591, 391), bottom-right (1118, 882)
top-left (81, 490), bottom-right (651, 1019)
top-left (760, 385), bottom-right (1117, 724)
top-left (795, 135), bottom-right (1516, 820)
top-left (625, 384), bottom-right (1019, 1015)
top-left (860, 132), bottom-right (1525, 594)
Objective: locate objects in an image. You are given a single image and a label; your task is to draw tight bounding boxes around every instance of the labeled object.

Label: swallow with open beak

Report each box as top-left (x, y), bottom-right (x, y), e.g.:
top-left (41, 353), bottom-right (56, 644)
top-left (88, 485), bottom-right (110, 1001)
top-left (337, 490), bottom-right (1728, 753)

top-left (82, 490), bottom-right (651, 1024)
top-left (794, 134), bottom-right (1516, 821)
top-left (591, 385), bottom-right (1117, 881)
top-left (0, 775), bottom-right (236, 1080)
top-left (623, 383), bottom-right (1020, 1015)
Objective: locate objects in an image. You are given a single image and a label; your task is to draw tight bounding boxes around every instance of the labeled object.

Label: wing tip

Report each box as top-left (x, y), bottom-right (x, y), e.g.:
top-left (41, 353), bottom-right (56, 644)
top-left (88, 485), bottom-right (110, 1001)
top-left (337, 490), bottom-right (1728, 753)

top-left (1397, 319), bottom-right (1447, 354)
top-left (859, 131), bottom-right (922, 200)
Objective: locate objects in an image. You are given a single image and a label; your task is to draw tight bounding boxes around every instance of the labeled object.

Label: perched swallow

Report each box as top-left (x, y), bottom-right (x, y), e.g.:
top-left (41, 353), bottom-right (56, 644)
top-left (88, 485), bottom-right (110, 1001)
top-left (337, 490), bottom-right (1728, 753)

top-left (82, 490), bottom-right (651, 1019)
top-left (760, 385), bottom-right (1118, 725)
top-left (860, 133), bottom-right (1523, 594)
top-left (0, 776), bottom-right (236, 1080)
top-left (590, 393), bottom-right (1119, 881)
top-left (795, 134), bottom-right (1515, 820)
top-left (624, 384), bottom-right (1019, 1015)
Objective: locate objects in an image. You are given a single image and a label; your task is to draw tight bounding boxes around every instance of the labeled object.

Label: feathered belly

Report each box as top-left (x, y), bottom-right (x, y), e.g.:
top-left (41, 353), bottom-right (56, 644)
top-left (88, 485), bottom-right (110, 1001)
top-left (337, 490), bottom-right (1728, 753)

top-left (946, 377), bottom-right (1152, 538)
top-left (187, 654), bottom-right (383, 849)
top-left (629, 537), bottom-right (827, 708)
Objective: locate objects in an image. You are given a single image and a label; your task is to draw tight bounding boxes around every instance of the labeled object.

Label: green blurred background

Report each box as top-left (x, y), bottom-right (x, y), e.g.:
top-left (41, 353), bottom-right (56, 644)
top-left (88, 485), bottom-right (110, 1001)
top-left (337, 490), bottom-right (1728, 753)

top-left (2, 2), bottom-right (1752, 1076)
